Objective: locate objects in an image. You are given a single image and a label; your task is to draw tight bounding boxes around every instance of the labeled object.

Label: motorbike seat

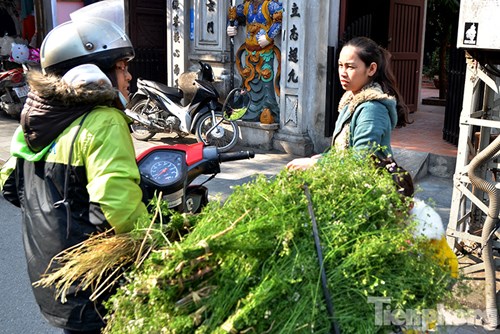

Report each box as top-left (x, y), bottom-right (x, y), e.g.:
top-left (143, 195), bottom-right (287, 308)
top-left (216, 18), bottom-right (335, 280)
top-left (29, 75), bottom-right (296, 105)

top-left (137, 78), bottom-right (184, 100)
top-left (0, 80), bottom-right (26, 90)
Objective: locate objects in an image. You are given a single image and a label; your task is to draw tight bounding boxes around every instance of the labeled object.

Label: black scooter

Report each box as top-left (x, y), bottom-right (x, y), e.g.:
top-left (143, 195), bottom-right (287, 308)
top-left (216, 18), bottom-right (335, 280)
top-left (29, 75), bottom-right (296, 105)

top-left (126, 62), bottom-right (244, 152)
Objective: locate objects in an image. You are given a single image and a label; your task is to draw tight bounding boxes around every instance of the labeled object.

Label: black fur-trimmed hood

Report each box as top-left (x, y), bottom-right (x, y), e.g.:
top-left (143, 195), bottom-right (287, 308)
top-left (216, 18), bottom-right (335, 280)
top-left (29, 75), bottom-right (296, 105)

top-left (21, 70), bottom-right (119, 152)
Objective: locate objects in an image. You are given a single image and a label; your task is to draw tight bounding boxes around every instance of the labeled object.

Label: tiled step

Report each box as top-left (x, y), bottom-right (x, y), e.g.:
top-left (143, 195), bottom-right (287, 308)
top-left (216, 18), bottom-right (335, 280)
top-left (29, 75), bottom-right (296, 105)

top-left (393, 148), bottom-right (429, 182)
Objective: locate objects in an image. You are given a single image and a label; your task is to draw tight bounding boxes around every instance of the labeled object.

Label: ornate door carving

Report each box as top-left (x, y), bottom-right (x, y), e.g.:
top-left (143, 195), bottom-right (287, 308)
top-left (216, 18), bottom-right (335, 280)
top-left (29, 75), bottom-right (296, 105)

top-left (388, 0), bottom-right (425, 112)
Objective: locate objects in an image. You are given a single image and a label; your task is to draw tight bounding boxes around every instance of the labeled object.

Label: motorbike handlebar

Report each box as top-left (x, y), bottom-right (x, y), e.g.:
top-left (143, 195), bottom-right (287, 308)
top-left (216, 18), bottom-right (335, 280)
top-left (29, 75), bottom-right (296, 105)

top-left (218, 150), bottom-right (255, 162)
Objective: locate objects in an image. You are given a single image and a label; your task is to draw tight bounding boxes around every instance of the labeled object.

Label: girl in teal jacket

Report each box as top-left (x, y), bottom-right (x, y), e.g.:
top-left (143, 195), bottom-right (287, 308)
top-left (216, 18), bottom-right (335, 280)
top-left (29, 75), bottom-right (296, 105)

top-left (287, 36), bottom-right (410, 170)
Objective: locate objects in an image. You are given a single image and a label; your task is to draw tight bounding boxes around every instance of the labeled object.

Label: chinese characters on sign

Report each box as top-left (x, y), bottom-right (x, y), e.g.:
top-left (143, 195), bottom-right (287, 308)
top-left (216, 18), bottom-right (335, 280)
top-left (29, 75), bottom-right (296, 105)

top-left (287, 2), bottom-right (300, 88)
top-left (284, 1), bottom-right (302, 126)
top-left (287, 69), bottom-right (298, 83)
top-left (291, 3), bottom-right (300, 17)
top-left (194, 0), bottom-right (222, 50)
top-left (286, 3), bottom-right (300, 86)
top-left (207, 21), bottom-right (214, 34)
top-left (290, 25), bottom-right (298, 41)
top-left (171, 0), bottom-right (183, 87)
top-left (288, 47), bottom-right (298, 63)
top-left (206, 0), bottom-right (216, 11)
top-left (206, 0), bottom-right (216, 34)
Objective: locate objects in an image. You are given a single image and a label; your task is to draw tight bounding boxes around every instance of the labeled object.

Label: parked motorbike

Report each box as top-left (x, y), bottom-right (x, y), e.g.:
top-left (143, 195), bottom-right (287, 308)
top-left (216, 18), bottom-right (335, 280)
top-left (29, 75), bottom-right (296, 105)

top-left (125, 61), bottom-right (246, 152)
top-left (137, 88), bottom-right (254, 213)
top-left (0, 66), bottom-right (29, 119)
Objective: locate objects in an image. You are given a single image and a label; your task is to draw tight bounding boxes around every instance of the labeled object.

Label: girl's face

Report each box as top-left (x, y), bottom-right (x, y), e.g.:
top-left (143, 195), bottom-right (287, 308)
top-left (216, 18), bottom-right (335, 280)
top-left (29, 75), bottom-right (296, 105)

top-left (114, 60), bottom-right (132, 102)
top-left (338, 45), bottom-right (377, 94)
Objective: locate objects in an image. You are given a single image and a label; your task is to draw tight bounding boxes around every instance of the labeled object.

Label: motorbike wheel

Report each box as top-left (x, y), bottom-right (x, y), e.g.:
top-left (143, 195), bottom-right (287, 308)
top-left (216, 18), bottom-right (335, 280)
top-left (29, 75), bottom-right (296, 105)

top-left (0, 93), bottom-right (9, 117)
top-left (195, 111), bottom-right (239, 152)
top-left (129, 99), bottom-right (157, 141)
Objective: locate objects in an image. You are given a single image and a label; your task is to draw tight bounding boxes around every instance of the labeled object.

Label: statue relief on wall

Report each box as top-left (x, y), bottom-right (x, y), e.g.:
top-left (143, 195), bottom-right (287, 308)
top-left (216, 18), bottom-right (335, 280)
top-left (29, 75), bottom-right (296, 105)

top-left (227, 0), bottom-right (283, 124)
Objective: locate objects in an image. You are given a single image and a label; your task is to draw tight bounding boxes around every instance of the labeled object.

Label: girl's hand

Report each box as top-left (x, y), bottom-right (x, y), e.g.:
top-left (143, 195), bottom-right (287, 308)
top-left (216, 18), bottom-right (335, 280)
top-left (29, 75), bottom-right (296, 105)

top-left (286, 155), bottom-right (321, 171)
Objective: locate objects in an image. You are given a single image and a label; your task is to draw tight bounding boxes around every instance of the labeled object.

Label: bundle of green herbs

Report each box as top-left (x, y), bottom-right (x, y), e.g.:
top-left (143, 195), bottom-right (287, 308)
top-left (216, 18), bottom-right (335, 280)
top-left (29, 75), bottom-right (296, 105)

top-left (34, 199), bottom-right (179, 303)
top-left (100, 149), bottom-right (456, 334)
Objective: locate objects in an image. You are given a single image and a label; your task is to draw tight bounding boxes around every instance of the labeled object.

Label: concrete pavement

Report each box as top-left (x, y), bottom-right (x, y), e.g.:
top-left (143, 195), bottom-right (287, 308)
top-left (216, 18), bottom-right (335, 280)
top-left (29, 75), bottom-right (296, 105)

top-left (0, 115), bottom-right (497, 333)
top-left (0, 116), bottom-right (17, 166)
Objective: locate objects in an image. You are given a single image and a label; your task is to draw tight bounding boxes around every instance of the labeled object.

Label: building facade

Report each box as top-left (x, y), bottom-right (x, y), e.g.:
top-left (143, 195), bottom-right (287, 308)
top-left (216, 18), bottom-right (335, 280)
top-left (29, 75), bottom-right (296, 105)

top-left (4, 0), bottom-right (426, 156)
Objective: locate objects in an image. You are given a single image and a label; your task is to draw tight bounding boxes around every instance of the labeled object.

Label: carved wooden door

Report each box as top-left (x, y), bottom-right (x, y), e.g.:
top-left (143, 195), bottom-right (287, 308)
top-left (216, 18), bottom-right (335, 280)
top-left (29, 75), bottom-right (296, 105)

top-left (387, 0), bottom-right (425, 112)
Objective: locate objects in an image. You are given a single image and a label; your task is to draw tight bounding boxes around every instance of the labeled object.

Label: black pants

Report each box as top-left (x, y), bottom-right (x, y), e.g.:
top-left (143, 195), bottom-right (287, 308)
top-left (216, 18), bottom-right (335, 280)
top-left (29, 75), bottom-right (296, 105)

top-left (63, 329), bottom-right (101, 334)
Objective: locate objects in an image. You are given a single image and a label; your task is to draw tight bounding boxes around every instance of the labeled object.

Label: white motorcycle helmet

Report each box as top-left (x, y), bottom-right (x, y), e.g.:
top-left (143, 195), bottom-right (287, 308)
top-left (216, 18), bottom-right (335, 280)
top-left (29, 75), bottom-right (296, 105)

top-left (40, 17), bottom-right (134, 75)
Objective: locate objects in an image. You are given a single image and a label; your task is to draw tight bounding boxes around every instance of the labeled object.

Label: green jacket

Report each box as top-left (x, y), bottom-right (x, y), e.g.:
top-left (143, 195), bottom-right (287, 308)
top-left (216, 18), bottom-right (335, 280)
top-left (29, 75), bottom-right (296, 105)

top-left (0, 70), bottom-right (147, 331)
top-left (332, 82), bottom-right (398, 157)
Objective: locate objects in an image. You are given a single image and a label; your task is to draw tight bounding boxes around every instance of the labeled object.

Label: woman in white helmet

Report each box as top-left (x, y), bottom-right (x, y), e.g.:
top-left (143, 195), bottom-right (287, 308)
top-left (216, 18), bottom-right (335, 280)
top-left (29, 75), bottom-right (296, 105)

top-left (0, 16), bottom-right (147, 334)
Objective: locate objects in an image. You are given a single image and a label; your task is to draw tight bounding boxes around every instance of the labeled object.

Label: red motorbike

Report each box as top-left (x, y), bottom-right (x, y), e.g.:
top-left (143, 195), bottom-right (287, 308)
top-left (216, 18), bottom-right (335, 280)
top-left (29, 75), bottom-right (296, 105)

top-left (137, 142), bottom-right (254, 213)
top-left (0, 67), bottom-right (29, 119)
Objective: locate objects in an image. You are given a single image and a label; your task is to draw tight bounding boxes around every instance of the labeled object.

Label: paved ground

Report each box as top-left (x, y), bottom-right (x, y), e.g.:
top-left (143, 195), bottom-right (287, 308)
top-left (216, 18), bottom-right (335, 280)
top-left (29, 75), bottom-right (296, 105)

top-left (0, 115), bottom-right (498, 333)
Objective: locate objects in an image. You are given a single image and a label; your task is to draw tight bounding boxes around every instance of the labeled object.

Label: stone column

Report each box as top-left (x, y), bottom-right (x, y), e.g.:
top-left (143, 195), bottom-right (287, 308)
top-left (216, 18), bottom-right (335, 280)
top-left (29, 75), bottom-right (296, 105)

top-left (274, 0), bottom-right (331, 156)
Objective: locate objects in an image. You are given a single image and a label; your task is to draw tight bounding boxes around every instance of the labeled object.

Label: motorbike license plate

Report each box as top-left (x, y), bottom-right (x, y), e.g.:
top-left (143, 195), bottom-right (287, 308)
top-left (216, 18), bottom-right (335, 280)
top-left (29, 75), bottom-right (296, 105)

top-left (13, 85), bottom-right (29, 98)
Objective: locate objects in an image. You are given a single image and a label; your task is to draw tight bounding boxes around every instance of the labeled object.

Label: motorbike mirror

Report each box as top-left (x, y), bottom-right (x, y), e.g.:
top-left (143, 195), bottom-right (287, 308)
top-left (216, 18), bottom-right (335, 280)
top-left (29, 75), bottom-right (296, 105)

top-left (199, 61), bottom-right (214, 82)
top-left (222, 88), bottom-right (250, 121)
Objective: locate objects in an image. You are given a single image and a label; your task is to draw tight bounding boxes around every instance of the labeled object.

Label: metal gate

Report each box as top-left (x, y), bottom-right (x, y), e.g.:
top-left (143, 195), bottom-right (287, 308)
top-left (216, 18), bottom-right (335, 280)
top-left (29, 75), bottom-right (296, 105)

top-left (129, 47), bottom-right (166, 92)
top-left (443, 22), bottom-right (466, 146)
top-left (127, 0), bottom-right (167, 93)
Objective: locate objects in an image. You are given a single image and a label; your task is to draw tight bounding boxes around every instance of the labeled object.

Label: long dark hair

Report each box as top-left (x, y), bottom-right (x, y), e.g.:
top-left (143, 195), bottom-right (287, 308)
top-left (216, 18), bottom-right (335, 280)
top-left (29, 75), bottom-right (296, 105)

top-left (344, 37), bottom-right (411, 127)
